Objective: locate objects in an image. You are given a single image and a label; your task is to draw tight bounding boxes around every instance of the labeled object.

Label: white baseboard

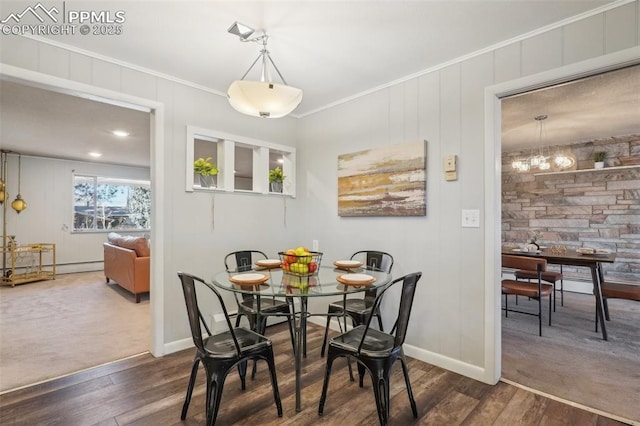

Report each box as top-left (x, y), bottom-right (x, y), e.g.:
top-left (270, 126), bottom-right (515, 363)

top-left (164, 317), bottom-right (489, 385)
top-left (402, 344), bottom-right (488, 384)
top-left (164, 337), bottom-right (194, 355)
top-left (56, 262), bottom-right (104, 274)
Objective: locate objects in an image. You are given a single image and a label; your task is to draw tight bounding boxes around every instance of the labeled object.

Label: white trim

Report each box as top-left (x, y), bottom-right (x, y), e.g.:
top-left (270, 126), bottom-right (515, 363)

top-left (0, 62), bottom-right (167, 358)
top-left (403, 344), bottom-right (487, 383)
top-left (16, 0), bottom-right (633, 119)
top-left (484, 46), bottom-right (640, 389)
top-left (164, 336), bottom-right (196, 355)
top-left (484, 87), bottom-right (503, 384)
top-left (20, 33), bottom-right (226, 99)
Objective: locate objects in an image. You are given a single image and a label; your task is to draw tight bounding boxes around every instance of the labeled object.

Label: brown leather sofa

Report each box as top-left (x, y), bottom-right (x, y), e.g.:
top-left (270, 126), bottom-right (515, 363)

top-left (104, 232), bottom-right (150, 303)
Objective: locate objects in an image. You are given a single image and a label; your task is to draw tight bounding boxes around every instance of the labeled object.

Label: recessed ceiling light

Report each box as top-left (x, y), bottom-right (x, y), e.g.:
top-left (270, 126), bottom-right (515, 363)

top-left (112, 130), bottom-right (130, 137)
top-left (277, 158), bottom-right (284, 163)
top-left (89, 152), bottom-right (102, 158)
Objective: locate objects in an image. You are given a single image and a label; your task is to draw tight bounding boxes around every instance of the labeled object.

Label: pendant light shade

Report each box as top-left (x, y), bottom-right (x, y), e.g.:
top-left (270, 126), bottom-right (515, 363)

top-left (227, 22), bottom-right (303, 118)
top-left (228, 80), bottom-right (303, 118)
top-left (512, 114), bottom-right (573, 173)
top-left (11, 194), bottom-right (26, 214)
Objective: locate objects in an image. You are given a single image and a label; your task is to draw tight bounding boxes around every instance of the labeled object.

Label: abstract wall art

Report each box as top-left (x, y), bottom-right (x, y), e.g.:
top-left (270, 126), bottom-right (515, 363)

top-left (337, 140), bottom-right (427, 217)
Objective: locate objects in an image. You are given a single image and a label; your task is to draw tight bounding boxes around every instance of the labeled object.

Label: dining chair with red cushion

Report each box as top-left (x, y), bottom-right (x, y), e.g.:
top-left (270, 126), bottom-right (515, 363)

top-left (514, 266), bottom-right (564, 311)
top-left (502, 254), bottom-right (553, 336)
top-left (595, 281), bottom-right (640, 331)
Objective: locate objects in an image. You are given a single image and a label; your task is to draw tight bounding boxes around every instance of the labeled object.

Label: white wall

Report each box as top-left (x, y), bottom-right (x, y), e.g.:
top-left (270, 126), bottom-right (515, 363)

top-left (1, 154), bottom-right (149, 272)
top-left (0, 0), bottom-right (638, 384)
top-left (297, 1), bottom-right (640, 382)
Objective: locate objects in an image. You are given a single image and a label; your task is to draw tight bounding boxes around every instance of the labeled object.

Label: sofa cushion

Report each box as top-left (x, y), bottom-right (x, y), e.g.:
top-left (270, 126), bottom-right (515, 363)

top-left (107, 232), bottom-right (150, 257)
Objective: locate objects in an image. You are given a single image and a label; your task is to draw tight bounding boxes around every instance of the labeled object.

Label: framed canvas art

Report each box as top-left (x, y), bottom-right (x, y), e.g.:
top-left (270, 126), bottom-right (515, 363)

top-left (338, 140), bottom-right (427, 217)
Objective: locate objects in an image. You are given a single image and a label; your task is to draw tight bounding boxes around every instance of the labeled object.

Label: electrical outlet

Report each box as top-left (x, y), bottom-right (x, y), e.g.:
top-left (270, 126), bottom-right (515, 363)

top-left (312, 240), bottom-right (319, 251)
top-left (461, 209), bottom-right (480, 228)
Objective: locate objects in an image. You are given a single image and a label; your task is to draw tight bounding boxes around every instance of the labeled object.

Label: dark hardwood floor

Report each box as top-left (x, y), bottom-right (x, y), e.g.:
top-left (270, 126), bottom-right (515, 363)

top-left (0, 323), bottom-right (626, 425)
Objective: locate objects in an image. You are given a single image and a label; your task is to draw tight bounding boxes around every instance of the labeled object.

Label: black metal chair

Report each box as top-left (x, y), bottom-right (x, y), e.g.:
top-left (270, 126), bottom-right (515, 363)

top-left (224, 250), bottom-right (295, 345)
top-left (318, 272), bottom-right (422, 426)
top-left (502, 255), bottom-right (552, 336)
top-left (177, 272), bottom-right (283, 425)
top-left (321, 250), bottom-right (394, 357)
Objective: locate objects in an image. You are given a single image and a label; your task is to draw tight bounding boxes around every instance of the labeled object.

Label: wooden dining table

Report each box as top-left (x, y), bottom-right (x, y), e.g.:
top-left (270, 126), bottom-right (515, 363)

top-left (502, 246), bottom-right (616, 340)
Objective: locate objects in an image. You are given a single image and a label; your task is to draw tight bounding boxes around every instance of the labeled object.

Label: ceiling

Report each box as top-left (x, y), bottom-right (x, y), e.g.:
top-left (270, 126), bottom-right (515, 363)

top-left (2, 0), bottom-right (633, 168)
top-left (502, 65), bottom-right (640, 152)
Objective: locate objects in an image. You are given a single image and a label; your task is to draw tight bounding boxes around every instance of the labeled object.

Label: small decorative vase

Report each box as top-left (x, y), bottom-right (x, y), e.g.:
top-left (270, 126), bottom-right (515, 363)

top-left (198, 174), bottom-right (215, 188)
top-left (594, 161), bottom-right (604, 169)
top-left (270, 182), bottom-right (283, 193)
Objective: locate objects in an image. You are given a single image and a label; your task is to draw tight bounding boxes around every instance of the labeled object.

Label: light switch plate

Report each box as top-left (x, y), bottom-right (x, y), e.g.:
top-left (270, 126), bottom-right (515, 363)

top-left (461, 209), bottom-right (480, 228)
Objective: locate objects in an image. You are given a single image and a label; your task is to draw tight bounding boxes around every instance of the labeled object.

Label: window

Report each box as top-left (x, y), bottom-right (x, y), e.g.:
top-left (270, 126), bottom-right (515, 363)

top-left (194, 137), bottom-right (220, 189)
top-left (234, 144), bottom-right (254, 191)
top-left (186, 126), bottom-right (296, 196)
top-left (73, 175), bottom-right (151, 232)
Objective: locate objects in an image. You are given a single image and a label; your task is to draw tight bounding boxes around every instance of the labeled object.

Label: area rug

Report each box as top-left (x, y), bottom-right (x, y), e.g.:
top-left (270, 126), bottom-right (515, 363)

top-left (0, 271), bottom-right (150, 392)
top-left (502, 290), bottom-right (640, 423)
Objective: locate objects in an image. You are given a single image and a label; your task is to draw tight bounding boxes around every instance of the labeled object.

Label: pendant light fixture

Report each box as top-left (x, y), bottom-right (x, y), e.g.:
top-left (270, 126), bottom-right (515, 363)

top-left (512, 114), bottom-right (575, 173)
top-left (227, 21), bottom-right (303, 118)
top-left (11, 154), bottom-right (26, 214)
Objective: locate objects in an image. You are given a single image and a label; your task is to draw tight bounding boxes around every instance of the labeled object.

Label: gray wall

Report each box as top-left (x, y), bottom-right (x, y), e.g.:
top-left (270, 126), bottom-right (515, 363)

top-left (296, 2), bottom-right (640, 374)
top-left (1, 1), bottom-right (638, 383)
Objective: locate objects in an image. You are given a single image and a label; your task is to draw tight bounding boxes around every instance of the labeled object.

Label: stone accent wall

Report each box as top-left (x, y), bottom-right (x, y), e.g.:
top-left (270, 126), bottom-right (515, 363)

top-left (502, 135), bottom-right (640, 284)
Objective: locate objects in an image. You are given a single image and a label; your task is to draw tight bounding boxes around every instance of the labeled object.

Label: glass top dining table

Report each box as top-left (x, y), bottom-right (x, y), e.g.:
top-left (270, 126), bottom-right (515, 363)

top-left (212, 265), bottom-right (392, 298)
top-left (212, 265), bottom-right (393, 412)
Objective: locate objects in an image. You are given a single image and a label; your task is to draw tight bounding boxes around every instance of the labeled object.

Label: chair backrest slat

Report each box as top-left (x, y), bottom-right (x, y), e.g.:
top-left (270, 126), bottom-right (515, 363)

top-left (351, 250), bottom-right (394, 274)
top-left (178, 272), bottom-right (242, 356)
top-left (224, 251), bottom-right (268, 302)
top-left (351, 251), bottom-right (394, 301)
top-left (502, 254), bottom-right (546, 272)
top-left (224, 250), bottom-right (268, 273)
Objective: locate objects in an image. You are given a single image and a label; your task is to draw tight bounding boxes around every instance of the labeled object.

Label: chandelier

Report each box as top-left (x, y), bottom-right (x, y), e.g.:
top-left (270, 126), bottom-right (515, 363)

top-left (226, 22), bottom-right (303, 118)
top-left (512, 114), bottom-right (575, 173)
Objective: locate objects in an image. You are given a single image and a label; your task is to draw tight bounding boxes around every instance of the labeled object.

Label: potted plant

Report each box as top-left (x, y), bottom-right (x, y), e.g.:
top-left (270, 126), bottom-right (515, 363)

top-left (193, 157), bottom-right (218, 188)
top-left (528, 230), bottom-right (542, 249)
top-left (269, 167), bottom-right (285, 193)
top-left (594, 151), bottom-right (607, 169)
